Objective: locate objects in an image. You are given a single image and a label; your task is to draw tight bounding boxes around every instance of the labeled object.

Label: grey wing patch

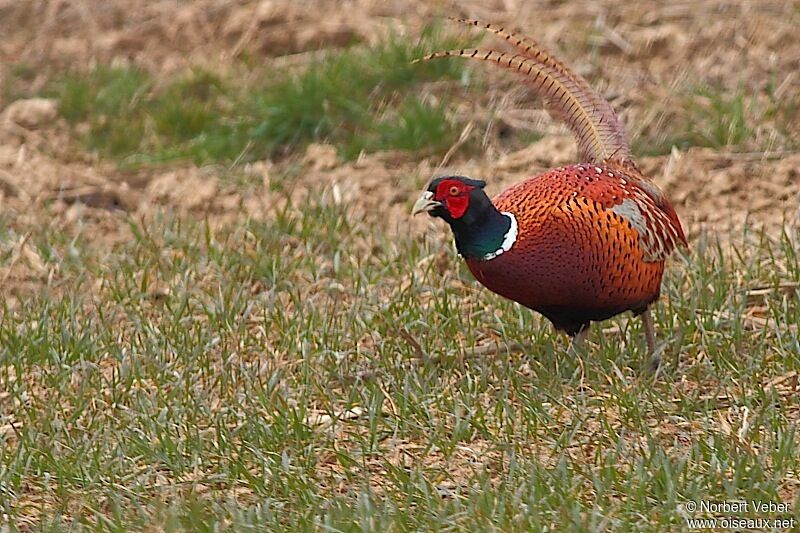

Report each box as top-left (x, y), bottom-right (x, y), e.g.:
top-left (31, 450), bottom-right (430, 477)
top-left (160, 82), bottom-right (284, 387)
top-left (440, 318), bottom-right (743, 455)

top-left (611, 198), bottom-right (648, 236)
top-left (611, 195), bottom-right (677, 262)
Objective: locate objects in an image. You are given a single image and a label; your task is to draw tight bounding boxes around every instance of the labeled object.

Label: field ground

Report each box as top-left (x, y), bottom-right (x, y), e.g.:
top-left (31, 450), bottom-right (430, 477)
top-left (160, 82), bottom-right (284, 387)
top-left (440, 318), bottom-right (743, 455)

top-left (0, 0), bottom-right (798, 529)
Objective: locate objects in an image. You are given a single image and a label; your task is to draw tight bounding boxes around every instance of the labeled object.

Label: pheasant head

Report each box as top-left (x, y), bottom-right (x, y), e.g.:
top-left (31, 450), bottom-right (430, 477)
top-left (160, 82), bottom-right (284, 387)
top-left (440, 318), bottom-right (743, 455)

top-left (412, 176), bottom-right (518, 260)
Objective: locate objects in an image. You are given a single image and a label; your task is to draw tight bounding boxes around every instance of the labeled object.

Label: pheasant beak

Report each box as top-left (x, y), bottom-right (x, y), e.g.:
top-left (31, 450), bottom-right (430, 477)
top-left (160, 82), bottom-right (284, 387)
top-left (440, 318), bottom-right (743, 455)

top-left (411, 191), bottom-right (442, 215)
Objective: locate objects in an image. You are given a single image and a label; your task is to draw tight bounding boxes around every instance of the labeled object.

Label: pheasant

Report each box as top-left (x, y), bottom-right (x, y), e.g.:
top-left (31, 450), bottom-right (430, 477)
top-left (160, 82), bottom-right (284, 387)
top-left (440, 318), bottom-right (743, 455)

top-left (411, 19), bottom-right (686, 368)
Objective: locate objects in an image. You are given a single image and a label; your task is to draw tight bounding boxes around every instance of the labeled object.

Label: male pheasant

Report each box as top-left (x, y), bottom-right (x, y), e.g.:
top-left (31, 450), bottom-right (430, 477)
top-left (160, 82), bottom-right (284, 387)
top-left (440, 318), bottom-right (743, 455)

top-left (411, 19), bottom-right (686, 368)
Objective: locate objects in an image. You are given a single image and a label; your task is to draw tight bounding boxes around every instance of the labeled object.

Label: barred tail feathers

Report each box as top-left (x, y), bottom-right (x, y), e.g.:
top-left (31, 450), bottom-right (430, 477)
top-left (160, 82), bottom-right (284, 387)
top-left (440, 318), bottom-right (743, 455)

top-left (415, 21), bottom-right (631, 164)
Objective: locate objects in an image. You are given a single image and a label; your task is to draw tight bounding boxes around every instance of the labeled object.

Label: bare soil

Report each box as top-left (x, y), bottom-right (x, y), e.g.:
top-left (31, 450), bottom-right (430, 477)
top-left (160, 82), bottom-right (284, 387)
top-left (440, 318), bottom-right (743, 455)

top-left (0, 0), bottom-right (798, 277)
top-left (0, 3), bottom-right (798, 524)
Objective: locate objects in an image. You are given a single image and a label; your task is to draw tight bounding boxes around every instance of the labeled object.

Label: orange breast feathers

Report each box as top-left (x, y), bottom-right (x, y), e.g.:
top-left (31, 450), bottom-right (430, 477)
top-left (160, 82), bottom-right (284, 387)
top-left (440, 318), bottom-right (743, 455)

top-left (465, 164), bottom-right (685, 315)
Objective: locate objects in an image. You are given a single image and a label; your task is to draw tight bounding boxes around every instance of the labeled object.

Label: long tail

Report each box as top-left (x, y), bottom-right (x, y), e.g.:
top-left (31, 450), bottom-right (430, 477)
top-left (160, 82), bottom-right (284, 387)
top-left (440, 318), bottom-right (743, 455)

top-left (414, 19), bottom-right (631, 165)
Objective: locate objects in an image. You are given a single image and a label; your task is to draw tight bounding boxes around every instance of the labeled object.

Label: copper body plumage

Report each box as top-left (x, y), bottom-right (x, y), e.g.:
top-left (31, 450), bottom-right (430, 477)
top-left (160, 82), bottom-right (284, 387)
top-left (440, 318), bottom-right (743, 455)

top-left (466, 162), bottom-right (684, 336)
top-left (412, 19), bottom-right (686, 365)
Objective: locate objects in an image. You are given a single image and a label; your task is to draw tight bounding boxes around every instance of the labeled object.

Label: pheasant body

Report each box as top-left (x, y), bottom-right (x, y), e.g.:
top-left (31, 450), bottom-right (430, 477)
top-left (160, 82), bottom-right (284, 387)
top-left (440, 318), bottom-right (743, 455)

top-left (411, 19), bottom-right (686, 363)
top-left (463, 163), bottom-right (684, 335)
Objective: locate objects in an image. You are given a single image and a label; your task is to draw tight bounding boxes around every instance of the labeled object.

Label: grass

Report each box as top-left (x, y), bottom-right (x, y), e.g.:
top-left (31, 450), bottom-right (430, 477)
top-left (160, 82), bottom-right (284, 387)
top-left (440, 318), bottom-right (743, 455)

top-left (1, 63), bottom-right (39, 105)
top-left (17, 35), bottom-right (797, 164)
top-left (2, 19), bottom-right (799, 530)
top-left (0, 189), bottom-right (798, 528)
top-left (633, 82), bottom-right (800, 157)
top-left (49, 26), bottom-right (475, 167)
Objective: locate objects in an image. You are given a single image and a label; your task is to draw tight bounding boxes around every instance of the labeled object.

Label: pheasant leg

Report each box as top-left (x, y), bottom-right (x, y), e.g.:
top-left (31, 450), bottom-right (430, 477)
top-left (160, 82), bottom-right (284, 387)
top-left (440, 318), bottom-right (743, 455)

top-left (641, 307), bottom-right (661, 373)
top-left (569, 326), bottom-right (590, 355)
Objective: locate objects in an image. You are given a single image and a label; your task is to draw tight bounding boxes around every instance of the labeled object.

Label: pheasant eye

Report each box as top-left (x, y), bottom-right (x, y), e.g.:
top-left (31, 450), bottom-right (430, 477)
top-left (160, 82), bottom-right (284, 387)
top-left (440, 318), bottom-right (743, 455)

top-left (449, 186), bottom-right (460, 196)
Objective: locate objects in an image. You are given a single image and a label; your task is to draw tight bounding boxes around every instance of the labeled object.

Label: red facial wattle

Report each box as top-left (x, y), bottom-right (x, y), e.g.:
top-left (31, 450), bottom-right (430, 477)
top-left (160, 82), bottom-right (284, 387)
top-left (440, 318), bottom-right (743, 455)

top-left (434, 180), bottom-right (473, 219)
top-left (445, 194), bottom-right (470, 218)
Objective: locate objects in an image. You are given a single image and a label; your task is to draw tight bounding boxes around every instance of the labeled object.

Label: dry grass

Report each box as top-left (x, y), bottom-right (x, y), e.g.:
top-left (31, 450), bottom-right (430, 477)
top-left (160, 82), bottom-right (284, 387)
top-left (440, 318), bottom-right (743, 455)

top-left (0, 0), bottom-right (799, 528)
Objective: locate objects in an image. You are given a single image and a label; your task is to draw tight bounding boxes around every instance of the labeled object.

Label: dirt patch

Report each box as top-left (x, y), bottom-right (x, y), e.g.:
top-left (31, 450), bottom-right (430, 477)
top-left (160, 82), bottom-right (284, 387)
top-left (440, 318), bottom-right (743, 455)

top-left (0, 5), bottom-right (798, 524)
top-left (0, 0), bottom-right (408, 75)
top-left (0, 0), bottom-right (798, 254)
